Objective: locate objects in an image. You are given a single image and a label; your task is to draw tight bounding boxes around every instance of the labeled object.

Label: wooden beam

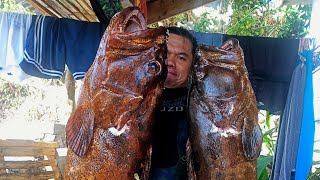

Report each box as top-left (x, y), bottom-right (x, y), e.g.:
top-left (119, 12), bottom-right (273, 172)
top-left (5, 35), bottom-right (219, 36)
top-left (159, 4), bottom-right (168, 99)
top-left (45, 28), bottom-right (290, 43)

top-left (65, 0), bottom-right (90, 21)
top-left (77, 0), bottom-right (98, 22)
top-left (56, 0), bottom-right (84, 21)
top-left (45, 1), bottom-right (70, 18)
top-left (36, 0), bottom-right (63, 18)
top-left (0, 155), bottom-right (5, 174)
top-left (147, 0), bottom-right (216, 24)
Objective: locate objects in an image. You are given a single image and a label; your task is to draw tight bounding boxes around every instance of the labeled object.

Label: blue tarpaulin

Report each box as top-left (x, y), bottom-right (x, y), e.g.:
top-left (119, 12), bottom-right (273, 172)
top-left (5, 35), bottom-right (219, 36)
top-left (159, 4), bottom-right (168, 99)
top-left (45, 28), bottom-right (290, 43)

top-left (295, 50), bottom-right (315, 180)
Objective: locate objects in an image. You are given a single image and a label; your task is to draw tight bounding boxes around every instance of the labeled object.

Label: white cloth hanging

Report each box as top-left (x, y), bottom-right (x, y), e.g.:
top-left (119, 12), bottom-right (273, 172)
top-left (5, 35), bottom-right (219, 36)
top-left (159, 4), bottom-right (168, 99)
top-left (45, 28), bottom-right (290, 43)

top-left (0, 11), bottom-right (33, 81)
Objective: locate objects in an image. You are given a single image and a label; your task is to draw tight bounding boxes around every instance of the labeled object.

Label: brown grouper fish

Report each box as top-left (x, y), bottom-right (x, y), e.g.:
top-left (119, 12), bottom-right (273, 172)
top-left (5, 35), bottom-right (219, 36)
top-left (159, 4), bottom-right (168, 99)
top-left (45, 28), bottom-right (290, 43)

top-left (188, 39), bottom-right (262, 179)
top-left (64, 7), bottom-right (167, 180)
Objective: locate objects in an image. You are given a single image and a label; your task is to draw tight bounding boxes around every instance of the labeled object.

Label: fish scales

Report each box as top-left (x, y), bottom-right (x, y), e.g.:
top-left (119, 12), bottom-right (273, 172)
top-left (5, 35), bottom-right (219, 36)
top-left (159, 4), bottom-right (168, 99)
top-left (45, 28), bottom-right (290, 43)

top-left (64, 7), bottom-right (167, 180)
top-left (188, 39), bottom-right (262, 180)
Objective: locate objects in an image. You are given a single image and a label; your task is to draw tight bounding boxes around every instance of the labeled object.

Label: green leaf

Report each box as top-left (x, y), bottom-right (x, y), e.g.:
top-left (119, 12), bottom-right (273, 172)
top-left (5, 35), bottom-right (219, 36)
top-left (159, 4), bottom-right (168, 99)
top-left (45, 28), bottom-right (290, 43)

top-left (259, 168), bottom-right (270, 180)
top-left (263, 127), bottom-right (276, 136)
top-left (265, 111), bottom-right (271, 128)
top-left (258, 155), bottom-right (273, 178)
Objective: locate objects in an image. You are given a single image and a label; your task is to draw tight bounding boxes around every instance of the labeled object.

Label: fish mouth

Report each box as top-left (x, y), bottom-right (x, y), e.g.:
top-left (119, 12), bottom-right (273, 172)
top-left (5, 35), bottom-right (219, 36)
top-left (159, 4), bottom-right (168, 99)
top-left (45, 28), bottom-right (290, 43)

top-left (106, 7), bottom-right (149, 37)
top-left (119, 7), bottom-right (147, 33)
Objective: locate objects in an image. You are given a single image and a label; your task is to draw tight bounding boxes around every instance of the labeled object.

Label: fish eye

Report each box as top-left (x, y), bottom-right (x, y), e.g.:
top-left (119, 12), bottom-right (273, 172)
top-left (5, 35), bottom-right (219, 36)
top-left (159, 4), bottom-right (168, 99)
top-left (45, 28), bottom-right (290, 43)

top-left (195, 68), bottom-right (204, 79)
top-left (148, 61), bottom-right (161, 74)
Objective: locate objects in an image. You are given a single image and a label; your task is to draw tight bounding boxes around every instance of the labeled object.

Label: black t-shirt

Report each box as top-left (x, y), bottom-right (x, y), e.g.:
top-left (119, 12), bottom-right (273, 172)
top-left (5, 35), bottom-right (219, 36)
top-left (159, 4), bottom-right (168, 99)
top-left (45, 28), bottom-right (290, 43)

top-left (151, 87), bottom-right (189, 168)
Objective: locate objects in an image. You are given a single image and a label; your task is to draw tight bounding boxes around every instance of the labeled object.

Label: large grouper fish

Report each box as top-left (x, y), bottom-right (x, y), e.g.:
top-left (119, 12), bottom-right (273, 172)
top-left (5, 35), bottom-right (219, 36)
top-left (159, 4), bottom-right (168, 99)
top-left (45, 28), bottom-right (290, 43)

top-left (188, 39), bottom-right (262, 180)
top-left (64, 7), bottom-right (167, 179)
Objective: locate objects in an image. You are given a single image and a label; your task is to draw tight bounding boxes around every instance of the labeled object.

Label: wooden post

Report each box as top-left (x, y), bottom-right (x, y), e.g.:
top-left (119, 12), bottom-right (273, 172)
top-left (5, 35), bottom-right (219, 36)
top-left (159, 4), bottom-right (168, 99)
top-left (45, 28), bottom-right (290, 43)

top-left (0, 154), bottom-right (6, 174)
top-left (65, 67), bottom-right (76, 112)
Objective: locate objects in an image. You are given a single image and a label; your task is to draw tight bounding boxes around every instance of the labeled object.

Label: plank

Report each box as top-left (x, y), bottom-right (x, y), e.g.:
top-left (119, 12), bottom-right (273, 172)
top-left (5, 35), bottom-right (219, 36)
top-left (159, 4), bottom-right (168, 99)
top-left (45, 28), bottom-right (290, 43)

top-left (74, 0), bottom-right (97, 22)
top-left (78, 0), bottom-right (94, 12)
top-left (0, 156), bottom-right (5, 174)
top-left (147, 0), bottom-right (216, 24)
top-left (45, 1), bottom-right (70, 18)
top-left (64, 0), bottom-right (89, 21)
top-left (0, 147), bottom-right (55, 157)
top-left (0, 140), bottom-right (57, 148)
top-left (46, 156), bottom-right (60, 179)
top-left (0, 171), bottom-right (55, 180)
top-left (0, 160), bottom-right (53, 169)
top-left (36, 0), bottom-right (63, 18)
top-left (56, 0), bottom-right (83, 20)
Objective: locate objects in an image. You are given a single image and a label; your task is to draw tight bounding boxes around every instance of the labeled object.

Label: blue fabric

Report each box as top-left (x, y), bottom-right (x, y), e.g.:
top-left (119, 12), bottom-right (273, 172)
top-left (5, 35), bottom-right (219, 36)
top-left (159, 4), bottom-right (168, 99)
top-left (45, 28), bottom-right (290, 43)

top-left (192, 33), bottom-right (300, 114)
top-left (223, 35), bottom-right (300, 114)
top-left (20, 15), bottom-right (65, 79)
top-left (62, 18), bottom-right (106, 79)
top-left (191, 31), bottom-right (223, 46)
top-left (295, 50), bottom-right (315, 180)
top-left (20, 15), bottom-right (106, 79)
top-left (270, 62), bottom-right (306, 180)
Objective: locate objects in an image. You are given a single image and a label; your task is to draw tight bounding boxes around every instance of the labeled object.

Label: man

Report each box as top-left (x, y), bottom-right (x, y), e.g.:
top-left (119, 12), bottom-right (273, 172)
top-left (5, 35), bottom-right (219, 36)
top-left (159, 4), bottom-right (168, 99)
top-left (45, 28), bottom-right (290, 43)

top-left (150, 27), bottom-right (198, 180)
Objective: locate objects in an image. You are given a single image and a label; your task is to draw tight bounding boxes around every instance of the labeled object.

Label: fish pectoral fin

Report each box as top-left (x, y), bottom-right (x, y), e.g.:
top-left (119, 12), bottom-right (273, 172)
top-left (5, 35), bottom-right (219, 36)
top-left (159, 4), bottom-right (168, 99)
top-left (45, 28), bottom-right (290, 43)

top-left (66, 104), bottom-right (95, 157)
top-left (241, 118), bottom-right (263, 160)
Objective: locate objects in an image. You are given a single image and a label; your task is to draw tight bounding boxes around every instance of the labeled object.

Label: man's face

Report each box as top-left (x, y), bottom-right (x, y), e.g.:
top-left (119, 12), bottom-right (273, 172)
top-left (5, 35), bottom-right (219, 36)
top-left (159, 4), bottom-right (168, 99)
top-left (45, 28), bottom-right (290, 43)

top-left (164, 33), bottom-right (193, 88)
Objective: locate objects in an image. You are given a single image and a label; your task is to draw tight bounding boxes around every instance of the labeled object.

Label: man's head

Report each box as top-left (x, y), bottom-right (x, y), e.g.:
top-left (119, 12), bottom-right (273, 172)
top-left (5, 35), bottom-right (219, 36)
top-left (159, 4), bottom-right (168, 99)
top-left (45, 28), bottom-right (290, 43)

top-left (164, 27), bottom-right (198, 89)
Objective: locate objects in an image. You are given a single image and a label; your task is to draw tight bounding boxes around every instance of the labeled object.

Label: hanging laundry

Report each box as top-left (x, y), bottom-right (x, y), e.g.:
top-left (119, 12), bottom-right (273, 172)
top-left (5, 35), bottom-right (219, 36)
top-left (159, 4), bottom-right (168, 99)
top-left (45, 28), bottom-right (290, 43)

top-left (192, 33), bottom-right (300, 114)
top-left (191, 31), bottom-right (223, 47)
top-left (61, 18), bottom-right (107, 80)
top-left (223, 35), bottom-right (300, 114)
top-left (20, 15), bottom-right (107, 80)
top-left (20, 15), bottom-right (65, 79)
top-left (0, 11), bottom-right (33, 82)
top-left (270, 61), bottom-right (306, 180)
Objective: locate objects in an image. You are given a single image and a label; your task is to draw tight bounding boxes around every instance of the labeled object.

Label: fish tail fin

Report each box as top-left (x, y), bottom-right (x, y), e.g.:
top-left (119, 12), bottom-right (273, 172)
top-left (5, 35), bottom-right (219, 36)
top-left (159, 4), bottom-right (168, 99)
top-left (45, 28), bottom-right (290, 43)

top-left (66, 104), bottom-right (95, 157)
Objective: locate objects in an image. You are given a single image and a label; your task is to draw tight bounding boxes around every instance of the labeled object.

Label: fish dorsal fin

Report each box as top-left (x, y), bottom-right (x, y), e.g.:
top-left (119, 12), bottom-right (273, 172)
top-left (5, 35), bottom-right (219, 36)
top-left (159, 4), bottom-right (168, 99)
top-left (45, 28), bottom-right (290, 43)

top-left (65, 105), bottom-right (95, 156)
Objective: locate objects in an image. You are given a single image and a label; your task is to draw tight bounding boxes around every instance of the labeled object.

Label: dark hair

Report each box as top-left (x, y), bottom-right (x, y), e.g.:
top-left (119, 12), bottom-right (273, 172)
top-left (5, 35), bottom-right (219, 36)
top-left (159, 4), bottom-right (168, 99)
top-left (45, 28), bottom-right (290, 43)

top-left (167, 26), bottom-right (198, 61)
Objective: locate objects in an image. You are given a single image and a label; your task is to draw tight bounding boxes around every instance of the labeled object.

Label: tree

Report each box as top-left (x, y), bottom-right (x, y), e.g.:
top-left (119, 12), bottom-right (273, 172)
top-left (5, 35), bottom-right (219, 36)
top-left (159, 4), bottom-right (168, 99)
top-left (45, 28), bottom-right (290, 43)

top-left (0, 0), bottom-right (34, 14)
